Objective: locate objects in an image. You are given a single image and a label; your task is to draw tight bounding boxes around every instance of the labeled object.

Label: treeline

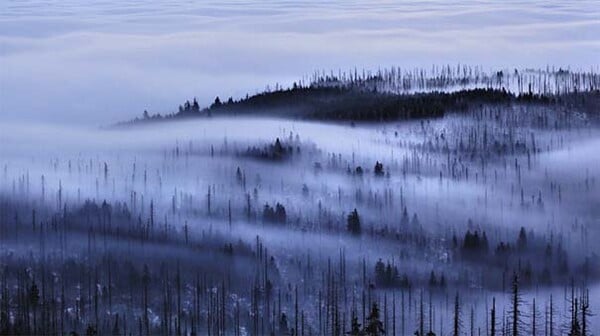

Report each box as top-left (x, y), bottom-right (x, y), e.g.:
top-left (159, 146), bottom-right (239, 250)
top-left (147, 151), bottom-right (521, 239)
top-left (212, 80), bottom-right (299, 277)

top-left (203, 87), bottom-right (534, 121)
top-left (241, 138), bottom-right (297, 162)
top-left (127, 87), bottom-right (559, 125)
top-left (452, 226), bottom-right (598, 291)
top-left (308, 66), bottom-right (600, 96)
top-left (117, 66), bottom-right (600, 126)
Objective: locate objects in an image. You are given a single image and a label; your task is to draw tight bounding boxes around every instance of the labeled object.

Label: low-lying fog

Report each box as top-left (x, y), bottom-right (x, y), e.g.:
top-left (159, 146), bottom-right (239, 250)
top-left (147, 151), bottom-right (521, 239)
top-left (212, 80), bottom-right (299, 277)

top-left (1, 112), bottom-right (598, 332)
top-left (3, 0), bottom-right (599, 333)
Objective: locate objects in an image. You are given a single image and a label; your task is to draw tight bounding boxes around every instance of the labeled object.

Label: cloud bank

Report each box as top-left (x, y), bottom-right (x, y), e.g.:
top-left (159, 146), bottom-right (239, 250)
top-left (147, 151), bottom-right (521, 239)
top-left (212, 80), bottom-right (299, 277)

top-left (1, 0), bottom-right (599, 124)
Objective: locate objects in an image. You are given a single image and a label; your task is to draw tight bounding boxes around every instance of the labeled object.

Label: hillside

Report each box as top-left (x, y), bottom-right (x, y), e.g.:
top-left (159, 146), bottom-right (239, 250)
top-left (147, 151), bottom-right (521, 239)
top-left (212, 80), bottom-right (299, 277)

top-left (119, 67), bottom-right (600, 126)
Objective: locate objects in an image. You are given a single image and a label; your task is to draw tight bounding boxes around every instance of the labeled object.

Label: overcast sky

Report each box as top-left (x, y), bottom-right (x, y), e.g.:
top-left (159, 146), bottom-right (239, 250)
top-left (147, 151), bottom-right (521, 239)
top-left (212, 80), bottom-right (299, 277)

top-left (1, 0), bottom-right (599, 125)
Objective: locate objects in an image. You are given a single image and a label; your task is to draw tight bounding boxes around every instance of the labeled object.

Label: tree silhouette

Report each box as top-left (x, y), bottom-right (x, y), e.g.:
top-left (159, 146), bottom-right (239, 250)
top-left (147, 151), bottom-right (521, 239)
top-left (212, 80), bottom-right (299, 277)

top-left (429, 271), bottom-right (437, 287)
top-left (365, 303), bottom-right (385, 335)
top-left (212, 96), bottom-right (222, 108)
top-left (374, 161), bottom-right (384, 176)
top-left (85, 324), bottom-right (97, 336)
top-left (347, 314), bottom-right (364, 336)
top-left (263, 202), bottom-right (286, 224)
top-left (517, 227), bottom-right (528, 251)
top-left (279, 312), bottom-right (290, 335)
top-left (347, 208), bottom-right (361, 235)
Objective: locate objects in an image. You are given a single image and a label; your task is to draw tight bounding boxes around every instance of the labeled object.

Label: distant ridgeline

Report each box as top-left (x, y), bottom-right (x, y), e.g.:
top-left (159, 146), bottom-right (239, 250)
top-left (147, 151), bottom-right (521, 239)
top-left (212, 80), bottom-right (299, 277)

top-left (120, 66), bottom-right (600, 125)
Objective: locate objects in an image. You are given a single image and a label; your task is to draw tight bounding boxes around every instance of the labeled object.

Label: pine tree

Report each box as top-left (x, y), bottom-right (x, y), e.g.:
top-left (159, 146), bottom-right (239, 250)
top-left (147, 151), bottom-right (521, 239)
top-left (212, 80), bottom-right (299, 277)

top-left (374, 162), bottom-right (384, 176)
top-left (347, 209), bottom-right (361, 235)
top-left (365, 303), bottom-right (384, 336)
top-left (347, 314), bottom-right (363, 336)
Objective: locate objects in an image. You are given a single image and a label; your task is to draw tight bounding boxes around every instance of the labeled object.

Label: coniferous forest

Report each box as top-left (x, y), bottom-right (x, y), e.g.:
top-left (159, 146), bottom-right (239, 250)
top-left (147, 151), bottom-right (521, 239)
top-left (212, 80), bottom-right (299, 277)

top-left (2, 1), bottom-right (600, 335)
top-left (1, 66), bottom-right (600, 335)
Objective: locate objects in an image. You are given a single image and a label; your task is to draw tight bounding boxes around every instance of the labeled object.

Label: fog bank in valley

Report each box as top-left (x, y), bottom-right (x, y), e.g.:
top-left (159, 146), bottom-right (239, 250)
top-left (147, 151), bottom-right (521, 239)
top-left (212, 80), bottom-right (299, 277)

top-left (1, 107), bottom-right (599, 333)
top-left (1, 1), bottom-right (600, 335)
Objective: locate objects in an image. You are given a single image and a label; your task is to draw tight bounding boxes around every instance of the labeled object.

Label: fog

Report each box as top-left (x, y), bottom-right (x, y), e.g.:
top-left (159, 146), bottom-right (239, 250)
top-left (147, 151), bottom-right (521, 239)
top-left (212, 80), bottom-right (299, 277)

top-left (1, 1), bottom-right (599, 335)
top-left (1, 108), bottom-right (599, 333)
top-left (2, 0), bottom-right (600, 124)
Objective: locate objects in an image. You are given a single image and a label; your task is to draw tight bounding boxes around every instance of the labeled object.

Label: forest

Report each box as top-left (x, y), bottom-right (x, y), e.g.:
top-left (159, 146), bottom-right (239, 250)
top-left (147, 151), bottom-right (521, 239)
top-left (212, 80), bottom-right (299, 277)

top-left (1, 66), bottom-right (599, 335)
top-left (121, 67), bottom-right (600, 125)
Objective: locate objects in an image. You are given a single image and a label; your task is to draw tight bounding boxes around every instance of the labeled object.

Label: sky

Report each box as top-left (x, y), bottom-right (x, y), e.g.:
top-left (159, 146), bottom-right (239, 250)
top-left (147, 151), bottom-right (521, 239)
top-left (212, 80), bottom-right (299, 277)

top-left (0, 0), bottom-right (599, 125)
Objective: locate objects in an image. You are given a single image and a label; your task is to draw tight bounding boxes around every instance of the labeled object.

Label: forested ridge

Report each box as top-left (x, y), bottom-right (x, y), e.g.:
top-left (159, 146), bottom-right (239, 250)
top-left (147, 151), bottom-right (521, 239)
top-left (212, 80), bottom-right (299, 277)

top-left (119, 67), bottom-right (600, 126)
top-left (3, 66), bottom-right (597, 335)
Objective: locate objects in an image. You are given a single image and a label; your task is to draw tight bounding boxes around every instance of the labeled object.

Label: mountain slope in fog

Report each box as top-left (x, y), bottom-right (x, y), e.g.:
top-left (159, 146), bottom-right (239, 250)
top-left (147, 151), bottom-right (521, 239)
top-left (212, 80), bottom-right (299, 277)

top-left (119, 67), bottom-right (600, 126)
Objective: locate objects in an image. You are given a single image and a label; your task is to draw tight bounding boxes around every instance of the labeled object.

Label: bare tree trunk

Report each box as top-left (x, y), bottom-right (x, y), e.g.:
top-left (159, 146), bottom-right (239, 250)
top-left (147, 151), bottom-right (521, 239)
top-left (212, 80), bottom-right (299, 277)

top-left (491, 297), bottom-right (496, 336)
top-left (453, 292), bottom-right (460, 336)
top-left (512, 274), bottom-right (519, 336)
